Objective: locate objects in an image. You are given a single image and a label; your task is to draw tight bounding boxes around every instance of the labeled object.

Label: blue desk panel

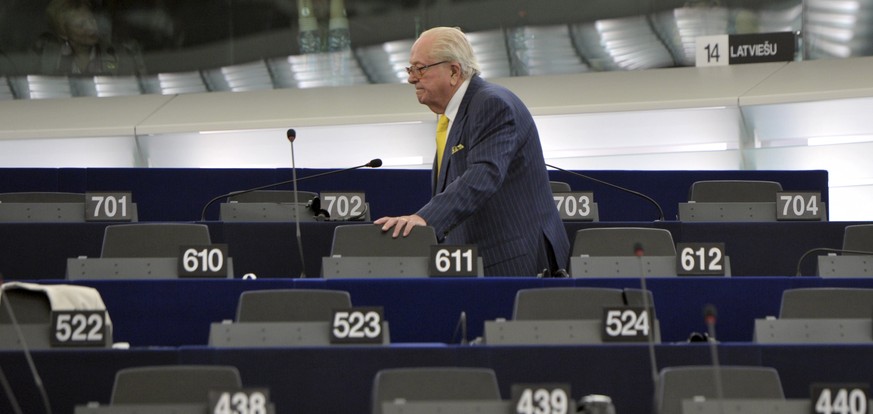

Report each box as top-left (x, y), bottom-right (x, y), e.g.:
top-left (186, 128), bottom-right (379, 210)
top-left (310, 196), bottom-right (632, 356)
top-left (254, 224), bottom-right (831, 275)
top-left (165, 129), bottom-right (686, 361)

top-left (2, 344), bottom-right (872, 414)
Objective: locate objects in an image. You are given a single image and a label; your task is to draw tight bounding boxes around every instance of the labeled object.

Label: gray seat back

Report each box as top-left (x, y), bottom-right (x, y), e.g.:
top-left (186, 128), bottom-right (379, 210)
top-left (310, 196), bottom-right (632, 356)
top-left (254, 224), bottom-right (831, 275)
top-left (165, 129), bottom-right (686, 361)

top-left (656, 365), bottom-right (784, 414)
top-left (111, 365), bottom-right (242, 405)
top-left (513, 287), bottom-right (656, 320)
top-left (235, 289), bottom-right (352, 322)
top-left (0, 192), bottom-right (84, 203)
top-left (572, 227), bottom-right (676, 256)
top-left (101, 223), bottom-right (211, 258)
top-left (371, 367), bottom-right (501, 414)
top-left (688, 180), bottom-right (783, 203)
top-left (330, 224), bottom-right (437, 257)
top-left (549, 181), bottom-right (571, 193)
top-left (780, 287), bottom-right (873, 319)
top-left (0, 289), bottom-right (52, 324)
top-left (843, 224), bottom-right (873, 252)
top-left (227, 190), bottom-right (318, 203)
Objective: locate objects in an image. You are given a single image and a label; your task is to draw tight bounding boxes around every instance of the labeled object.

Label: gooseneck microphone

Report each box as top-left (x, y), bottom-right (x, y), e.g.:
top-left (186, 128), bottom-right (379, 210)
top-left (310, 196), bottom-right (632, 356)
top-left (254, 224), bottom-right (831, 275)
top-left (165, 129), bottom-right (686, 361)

top-left (794, 247), bottom-right (873, 276)
top-left (288, 129), bottom-right (306, 278)
top-left (703, 303), bottom-right (725, 413)
top-left (452, 311), bottom-right (468, 345)
top-left (545, 163), bottom-right (665, 221)
top-left (634, 243), bottom-right (659, 388)
top-left (198, 157), bottom-right (383, 221)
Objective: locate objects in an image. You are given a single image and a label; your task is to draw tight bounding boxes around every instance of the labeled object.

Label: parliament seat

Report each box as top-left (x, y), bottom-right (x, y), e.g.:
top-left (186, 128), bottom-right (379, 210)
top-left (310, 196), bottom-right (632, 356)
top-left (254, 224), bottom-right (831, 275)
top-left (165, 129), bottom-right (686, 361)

top-left (371, 367), bottom-right (501, 414)
top-left (0, 287), bottom-right (51, 324)
top-left (0, 282), bottom-right (111, 349)
top-left (569, 227), bottom-right (677, 277)
top-left (111, 365), bottom-right (242, 405)
top-left (779, 287), bottom-right (873, 319)
top-left (330, 224), bottom-right (437, 257)
top-left (209, 289), bottom-right (372, 347)
top-left (573, 227), bottom-right (676, 256)
top-left (549, 181), bottom-right (571, 193)
top-left (100, 223), bottom-right (211, 258)
top-left (484, 286), bottom-right (660, 344)
top-left (513, 287), bottom-right (655, 320)
top-left (227, 190), bottom-right (318, 204)
top-left (843, 224), bottom-right (873, 252)
top-left (0, 192), bottom-right (91, 222)
top-left (235, 289), bottom-right (351, 322)
top-left (0, 192), bottom-right (84, 203)
top-left (656, 366), bottom-right (784, 414)
top-left (688, 180), bottom-right (783, 203)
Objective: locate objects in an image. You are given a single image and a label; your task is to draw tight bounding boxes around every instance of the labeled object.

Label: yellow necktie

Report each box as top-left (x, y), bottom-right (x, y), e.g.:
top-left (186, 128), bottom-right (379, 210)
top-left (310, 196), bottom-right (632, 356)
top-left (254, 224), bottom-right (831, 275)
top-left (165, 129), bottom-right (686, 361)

top-left (436, 115), bottom-right (449, 174)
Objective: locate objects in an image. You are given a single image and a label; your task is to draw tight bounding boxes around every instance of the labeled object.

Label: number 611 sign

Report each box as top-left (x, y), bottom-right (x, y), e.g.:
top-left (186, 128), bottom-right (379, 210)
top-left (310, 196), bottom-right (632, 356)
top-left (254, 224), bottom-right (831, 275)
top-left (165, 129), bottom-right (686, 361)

top-left (429, 245), bottom-right (478, 277)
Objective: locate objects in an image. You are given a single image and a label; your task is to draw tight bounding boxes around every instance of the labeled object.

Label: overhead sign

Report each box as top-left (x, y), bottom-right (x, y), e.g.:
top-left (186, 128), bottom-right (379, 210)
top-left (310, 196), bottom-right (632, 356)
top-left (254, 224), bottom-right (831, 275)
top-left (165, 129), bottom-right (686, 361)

top-left (696, 32), bottom-right (795, 67)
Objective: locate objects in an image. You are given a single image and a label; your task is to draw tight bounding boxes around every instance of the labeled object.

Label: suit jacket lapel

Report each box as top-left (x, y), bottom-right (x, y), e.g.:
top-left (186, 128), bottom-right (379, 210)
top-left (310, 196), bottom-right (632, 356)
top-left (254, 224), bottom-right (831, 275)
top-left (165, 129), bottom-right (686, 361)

top-left (434, 76), bottom-right (482, 194)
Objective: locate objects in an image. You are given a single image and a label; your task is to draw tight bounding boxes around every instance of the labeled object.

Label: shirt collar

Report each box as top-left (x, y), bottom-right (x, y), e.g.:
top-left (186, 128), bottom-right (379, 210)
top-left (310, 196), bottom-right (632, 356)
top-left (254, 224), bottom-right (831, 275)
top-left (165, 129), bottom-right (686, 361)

top-left (443, 77), bottom-right (471, 127)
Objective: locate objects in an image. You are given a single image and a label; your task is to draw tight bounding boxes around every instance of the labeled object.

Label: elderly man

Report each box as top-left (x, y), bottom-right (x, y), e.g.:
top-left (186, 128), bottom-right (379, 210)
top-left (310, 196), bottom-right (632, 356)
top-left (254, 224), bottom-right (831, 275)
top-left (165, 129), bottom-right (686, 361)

top-left (375, 26), bottom-right (569, 277)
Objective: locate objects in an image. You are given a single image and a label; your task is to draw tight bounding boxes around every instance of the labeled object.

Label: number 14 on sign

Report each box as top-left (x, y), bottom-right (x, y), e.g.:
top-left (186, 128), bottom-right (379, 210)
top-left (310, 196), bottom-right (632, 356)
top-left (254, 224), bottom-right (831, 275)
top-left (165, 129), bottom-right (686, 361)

top-left (696, 35), bottom-right (729, 67)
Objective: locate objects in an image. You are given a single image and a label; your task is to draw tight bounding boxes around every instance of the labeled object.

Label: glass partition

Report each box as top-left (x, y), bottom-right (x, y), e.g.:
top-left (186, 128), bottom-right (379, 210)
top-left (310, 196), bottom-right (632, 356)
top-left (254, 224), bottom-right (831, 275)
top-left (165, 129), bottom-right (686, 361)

top-left (5, 0), bottom-right (870, 98)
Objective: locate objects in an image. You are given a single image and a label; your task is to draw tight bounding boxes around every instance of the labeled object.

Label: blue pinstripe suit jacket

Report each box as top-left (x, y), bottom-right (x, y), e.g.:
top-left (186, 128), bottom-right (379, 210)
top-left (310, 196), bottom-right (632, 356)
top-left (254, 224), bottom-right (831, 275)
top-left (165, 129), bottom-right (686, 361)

top-left (416, 76), bottom-right (570, 276)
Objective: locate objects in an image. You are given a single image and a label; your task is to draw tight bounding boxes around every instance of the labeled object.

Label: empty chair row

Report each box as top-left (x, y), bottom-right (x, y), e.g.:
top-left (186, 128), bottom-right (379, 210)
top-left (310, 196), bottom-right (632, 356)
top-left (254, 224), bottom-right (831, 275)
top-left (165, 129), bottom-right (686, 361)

top-left (57, 363), bottom-right (787, 414)
top-left (5, 282), bottom-right (873, 349)
top-left (0, 178), bottom-right (828, 223)
top-left (62, 222), bottom-right (873, 279)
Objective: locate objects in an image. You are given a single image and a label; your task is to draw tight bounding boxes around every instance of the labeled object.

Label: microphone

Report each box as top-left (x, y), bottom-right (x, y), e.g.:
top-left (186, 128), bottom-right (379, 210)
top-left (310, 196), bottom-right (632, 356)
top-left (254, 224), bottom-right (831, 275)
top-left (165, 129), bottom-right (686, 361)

top-left (452, 311), bottom-right (468, 345)
top-left (634, 243), bottom-right (659, 391)
top-left (703, 303), bottom-right (725, 413)
top-left (198, 157), bottom-right (383, 221)
top-left (545, 163), bottom-right (665, 221)
top-left (794, 247), bottom-right (873, 276)
top-left (288, 129), bottom-right (306, 278)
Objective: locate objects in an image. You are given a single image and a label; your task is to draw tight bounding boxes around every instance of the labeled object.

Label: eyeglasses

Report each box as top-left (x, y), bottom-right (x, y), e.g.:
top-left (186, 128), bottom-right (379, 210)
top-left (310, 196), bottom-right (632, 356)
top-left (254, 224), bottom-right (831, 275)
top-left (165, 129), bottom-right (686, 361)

top-left (405, 61), bottom-right (448, 77)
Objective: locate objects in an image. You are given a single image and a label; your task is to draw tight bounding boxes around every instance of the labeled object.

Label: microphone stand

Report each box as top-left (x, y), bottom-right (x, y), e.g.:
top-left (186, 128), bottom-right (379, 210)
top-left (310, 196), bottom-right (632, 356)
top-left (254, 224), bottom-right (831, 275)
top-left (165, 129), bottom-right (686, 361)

top-left (199, 160), bottom-right (382, 221)
top-left (795, 247), bottom-right (873, 276)
top-left (545, 163), bottom-right (665, 221)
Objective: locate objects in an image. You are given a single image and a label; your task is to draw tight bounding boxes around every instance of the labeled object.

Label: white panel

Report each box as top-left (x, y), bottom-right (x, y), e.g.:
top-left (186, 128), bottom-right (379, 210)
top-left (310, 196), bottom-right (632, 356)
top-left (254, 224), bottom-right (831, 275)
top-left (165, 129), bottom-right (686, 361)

top-left (0, 136), bottom-right (139, 167)
top-left (137, 121), bottom-right (436, 169)
top-left (0, 94), bottom-right (173, 140)
top-left (829, 184), bottom-right (873, 222)
top-left (745, 142), bottom-right (873, 221)
top-left (136, 83), bottom-right (430, 135)
top-left (740, 56), bottom-right (873, 105)
top-left (535, 106), bottom-right (742, 158)
top-left (742, 96), bottom-right (873, 145)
